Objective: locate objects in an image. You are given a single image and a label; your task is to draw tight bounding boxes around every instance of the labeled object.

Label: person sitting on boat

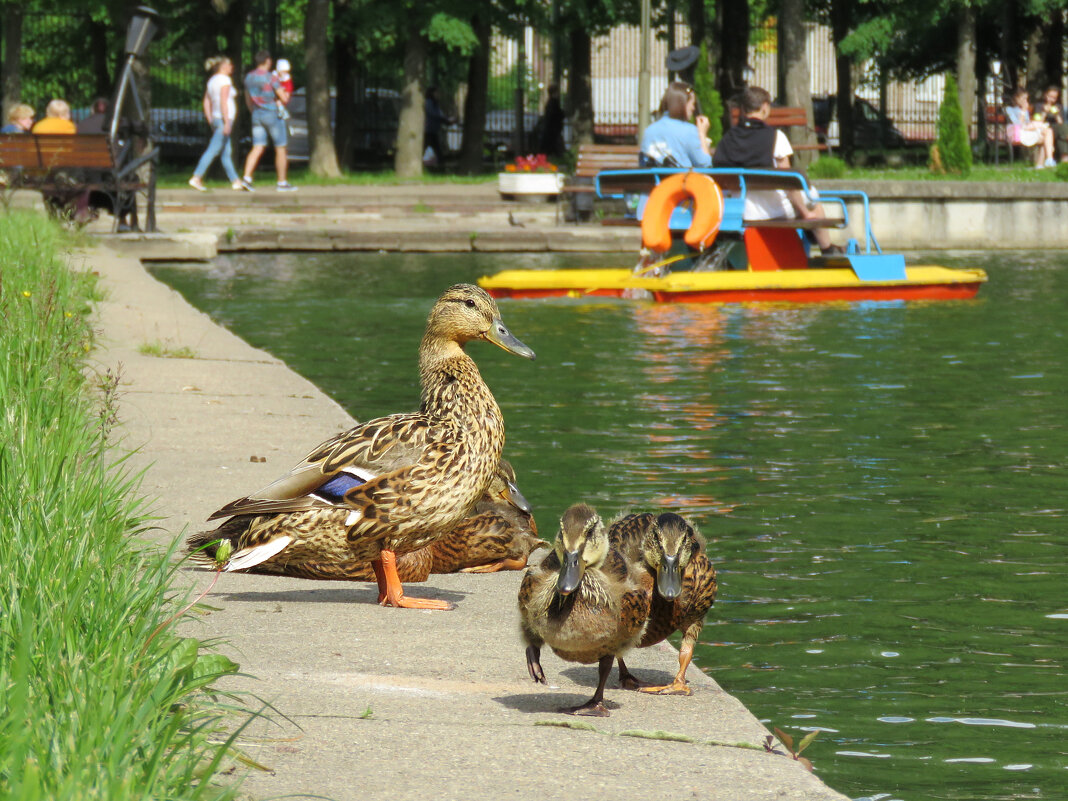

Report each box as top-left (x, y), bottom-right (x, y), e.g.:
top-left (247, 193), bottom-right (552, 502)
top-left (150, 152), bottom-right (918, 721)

top-left (713, 86), bottom-right (841, 256)
top-left (640, 81), bottom-right (712, 168)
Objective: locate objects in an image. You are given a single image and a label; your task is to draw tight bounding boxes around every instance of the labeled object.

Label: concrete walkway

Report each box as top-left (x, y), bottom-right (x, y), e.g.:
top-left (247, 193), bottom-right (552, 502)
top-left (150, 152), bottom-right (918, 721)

top-left (86, 243), bottom-right (849, 801)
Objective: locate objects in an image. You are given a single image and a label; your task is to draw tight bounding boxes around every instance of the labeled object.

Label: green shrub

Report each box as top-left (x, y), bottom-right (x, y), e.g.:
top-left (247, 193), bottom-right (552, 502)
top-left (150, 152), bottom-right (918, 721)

top-left (808, 156), bottom-right (847, 179)
top-left (933, 72), bottom-right (972, 175)
top-left (0, 211), bottom-right (243, 800)
top-left (693, 44), bottom-right (724, 146)
top-left (1055, 161), bottom-right (1068, 181)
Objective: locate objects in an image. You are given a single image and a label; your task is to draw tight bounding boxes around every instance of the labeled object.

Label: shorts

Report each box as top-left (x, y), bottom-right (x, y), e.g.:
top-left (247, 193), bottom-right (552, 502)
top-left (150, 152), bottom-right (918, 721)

top-left (251, 106), bottom-right (287, 148)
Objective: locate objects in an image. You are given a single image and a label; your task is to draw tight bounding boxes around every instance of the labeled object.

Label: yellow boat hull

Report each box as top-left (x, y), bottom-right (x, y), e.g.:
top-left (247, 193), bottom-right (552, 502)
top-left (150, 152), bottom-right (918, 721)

top-left (479, 266), bottom-right (988, 303)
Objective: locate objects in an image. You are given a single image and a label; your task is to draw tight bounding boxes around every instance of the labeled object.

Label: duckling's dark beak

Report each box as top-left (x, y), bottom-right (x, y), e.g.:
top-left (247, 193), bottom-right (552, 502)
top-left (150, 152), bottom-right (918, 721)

top-left (486, 318), bottom-right (536, 360)
top-left (506, 479), bottom-right (532, 514)
top-left (657, 555), bottom-right (683, 600)
top-left (557, 550), bottom-right (582, 595)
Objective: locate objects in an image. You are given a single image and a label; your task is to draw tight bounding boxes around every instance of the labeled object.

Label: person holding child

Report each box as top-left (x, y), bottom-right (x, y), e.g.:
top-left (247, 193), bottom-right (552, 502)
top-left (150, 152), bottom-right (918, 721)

top-left (1038, 85), bottom-right (1068, 162)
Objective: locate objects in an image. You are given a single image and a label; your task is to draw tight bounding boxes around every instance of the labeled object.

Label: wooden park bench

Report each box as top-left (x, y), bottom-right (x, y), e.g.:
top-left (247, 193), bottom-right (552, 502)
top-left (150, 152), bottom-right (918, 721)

top-left (560, 143), bottom-right (640, 221)
top-left (729, 105), bottom-right (828, 154)
top-left (0, 133), bottom-right (157, 230)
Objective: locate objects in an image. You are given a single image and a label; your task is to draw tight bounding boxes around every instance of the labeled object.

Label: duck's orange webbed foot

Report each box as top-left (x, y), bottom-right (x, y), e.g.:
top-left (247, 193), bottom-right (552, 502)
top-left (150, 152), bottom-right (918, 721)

top-left (372, 551), bottom-right (454, 610)
top-left (637, 679), bottom-right (693, 696)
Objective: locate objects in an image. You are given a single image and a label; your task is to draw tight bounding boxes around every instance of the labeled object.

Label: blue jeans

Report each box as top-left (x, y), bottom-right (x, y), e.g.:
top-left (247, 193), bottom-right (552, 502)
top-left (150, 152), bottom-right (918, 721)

top-left (193, 118), bottom-right (239, 183)
top-left (251, 107), bottom-right (287, 148)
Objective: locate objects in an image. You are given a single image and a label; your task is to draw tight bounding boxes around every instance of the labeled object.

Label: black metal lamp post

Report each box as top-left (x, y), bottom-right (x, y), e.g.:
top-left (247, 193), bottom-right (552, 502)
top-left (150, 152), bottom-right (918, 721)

top-left (108, 5), bottom-right (163, 232)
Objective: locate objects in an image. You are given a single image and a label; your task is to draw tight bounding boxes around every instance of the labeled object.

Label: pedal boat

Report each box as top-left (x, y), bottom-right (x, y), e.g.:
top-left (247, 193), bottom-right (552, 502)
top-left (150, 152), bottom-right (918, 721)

top-left (479, 168), bottom-right (987, 304)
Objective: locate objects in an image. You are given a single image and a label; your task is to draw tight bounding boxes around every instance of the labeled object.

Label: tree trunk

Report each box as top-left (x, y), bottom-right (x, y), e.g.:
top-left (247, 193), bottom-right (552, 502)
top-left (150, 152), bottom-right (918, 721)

top-left (1025, 17), bottom-right (1055, 96)
top-left (688, 0), bottom-right (706, 59)
top-left (956, 4), bottom-right (977, 140)
top-left (718, 0), bottom-right (748, 103)
top-left (305, 0), bottom-right (341, 177)
top-left (830, 0), bottom-right (853, 162)
top-left (459, 14), bottom-right (490, 174)
top-left (334, 32), bottom-right (355, 170)
top-left (88, 17), bottom-right (112, 98)
top-left (568, 27), bottom-right (594, 145)
top-left (2, 6), bottom-right (23, 121)
top-left (778, 0), bottom-right (815, 165)
top-left (1045, 12), bottom-right (1064, 91)
top-left (394, 33), bottom-right (426, 178)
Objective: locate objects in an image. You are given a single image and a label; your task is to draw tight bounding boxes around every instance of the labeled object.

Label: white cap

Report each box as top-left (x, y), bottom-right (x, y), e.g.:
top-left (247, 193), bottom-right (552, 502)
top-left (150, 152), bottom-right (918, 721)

top-left (276, 58), bottom-right (291, 73)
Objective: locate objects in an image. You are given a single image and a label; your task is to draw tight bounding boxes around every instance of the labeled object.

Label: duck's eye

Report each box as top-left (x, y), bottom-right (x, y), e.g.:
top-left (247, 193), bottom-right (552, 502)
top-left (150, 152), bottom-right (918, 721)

top-left (464, 299), bottom-right (476, 308)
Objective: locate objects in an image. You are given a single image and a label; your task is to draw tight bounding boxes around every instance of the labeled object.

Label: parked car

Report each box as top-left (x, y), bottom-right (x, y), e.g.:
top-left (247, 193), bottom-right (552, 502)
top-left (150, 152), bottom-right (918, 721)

top-left (149, 108), bottom-right (210, 164)
top-left (811, 95), bottom-right (908, 149)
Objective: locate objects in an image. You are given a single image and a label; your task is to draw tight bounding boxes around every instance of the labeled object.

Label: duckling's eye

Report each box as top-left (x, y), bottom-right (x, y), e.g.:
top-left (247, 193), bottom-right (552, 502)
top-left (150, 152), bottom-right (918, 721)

top-left (464, 299), bottom-right (476, 308)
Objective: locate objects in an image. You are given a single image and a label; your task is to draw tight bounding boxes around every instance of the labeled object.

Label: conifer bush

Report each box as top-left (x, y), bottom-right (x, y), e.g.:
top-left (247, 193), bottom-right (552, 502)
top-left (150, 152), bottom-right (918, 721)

top-left (693, 44), bottom-right (724, 146)
top-left (932, 73), bottom-right (972, 175)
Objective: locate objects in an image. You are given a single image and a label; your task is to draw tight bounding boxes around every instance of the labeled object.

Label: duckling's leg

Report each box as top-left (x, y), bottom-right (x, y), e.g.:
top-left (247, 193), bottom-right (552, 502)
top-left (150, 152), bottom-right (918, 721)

top-left (371, 550), bottom-right (454, 610)
top-left (616, 657), bottom-right (652, 691)
top-left (563, 655), bottom-right (613, 717)
top-left (637, 621), bottom-right (701, 696)
top-left (526, 644), bottom-right (546, 683)
top-left (460, 557), bottom-right (529, 573)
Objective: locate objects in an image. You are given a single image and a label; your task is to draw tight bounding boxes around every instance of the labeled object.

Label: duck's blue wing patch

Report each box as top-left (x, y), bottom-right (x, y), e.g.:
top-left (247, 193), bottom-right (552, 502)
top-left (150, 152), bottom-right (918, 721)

top-left (315, 473), bottom-right (366, 504)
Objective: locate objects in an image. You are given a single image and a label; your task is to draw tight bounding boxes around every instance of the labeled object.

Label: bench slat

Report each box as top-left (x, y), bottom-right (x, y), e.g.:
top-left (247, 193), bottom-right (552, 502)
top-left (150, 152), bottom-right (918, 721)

top-left (0, 134), bottom-right (115, 169)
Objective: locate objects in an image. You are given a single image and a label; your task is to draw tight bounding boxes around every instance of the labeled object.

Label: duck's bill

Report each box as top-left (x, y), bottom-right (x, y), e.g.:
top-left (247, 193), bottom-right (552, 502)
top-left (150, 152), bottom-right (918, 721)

top-left (506, 480), bottom-right (533, 514)
top-left (486, 318), bottom-right (536, 360)
top-left (656, 555), bottom-right (683, 600)
top-left (557, 550), bottom-right (582, 594)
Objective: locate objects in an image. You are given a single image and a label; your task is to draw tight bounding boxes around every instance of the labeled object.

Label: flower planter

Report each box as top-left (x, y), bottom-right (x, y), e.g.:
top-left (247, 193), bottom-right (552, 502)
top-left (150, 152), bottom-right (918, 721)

top-left (498, 172), bottom-right (563, 202)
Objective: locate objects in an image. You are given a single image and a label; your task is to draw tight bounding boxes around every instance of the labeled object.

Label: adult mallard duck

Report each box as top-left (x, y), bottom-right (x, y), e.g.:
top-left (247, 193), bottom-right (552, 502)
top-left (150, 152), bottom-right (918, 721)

top-left (518, 503), bottom-right (653, 716)
top-left (197, 284), bottom-right (535, 610)
top-left (609, 512), bottom-right (718, 695)
top-left (188, 459), bottom-right (543, 581)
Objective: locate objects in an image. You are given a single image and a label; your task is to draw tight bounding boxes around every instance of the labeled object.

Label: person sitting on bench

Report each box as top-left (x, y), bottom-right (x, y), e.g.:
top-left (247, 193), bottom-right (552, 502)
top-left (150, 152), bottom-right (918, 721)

top-left (640, 81), bottom-right (712, 168)
top-left (713, 86), bottom-right (841, 255)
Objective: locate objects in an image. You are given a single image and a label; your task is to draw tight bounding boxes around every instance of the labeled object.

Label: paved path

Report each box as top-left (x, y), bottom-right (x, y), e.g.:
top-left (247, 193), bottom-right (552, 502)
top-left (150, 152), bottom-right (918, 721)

top-left (86, 242), bottom-right (849, 801)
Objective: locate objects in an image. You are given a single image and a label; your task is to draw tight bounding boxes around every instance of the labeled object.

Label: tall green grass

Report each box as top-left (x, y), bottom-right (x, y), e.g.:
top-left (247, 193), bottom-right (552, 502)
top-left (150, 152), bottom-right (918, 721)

top-left (0, 212), bottom-right (242, 800)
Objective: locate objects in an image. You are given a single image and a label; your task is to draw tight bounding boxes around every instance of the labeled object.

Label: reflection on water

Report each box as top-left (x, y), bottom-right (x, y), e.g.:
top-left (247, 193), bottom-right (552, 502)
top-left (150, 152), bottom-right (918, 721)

top-left (150, 251), bottom-right (1067, 801)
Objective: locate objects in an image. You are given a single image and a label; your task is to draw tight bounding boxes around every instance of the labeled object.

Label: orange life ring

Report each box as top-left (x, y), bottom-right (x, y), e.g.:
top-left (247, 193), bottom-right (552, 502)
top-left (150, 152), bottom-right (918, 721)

top-left (640, 172), bottom-right (724, 254)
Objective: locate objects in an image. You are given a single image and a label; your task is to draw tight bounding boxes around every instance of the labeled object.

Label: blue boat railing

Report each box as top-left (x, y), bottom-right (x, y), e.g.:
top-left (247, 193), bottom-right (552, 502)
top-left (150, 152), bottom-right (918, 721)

top-left (593, 167), bottom-right (881, 256)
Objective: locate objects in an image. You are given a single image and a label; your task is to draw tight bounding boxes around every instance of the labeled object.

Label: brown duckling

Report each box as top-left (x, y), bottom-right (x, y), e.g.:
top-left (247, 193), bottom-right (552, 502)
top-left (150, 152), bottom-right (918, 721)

top-left (189, 459), bottom-right (543, 581)
top-left (609, 511), bottom-right (717, 695)
top-left (518, 503), bottom-right (653, 716)
top-left (194, 284), bottom-right (535, 610)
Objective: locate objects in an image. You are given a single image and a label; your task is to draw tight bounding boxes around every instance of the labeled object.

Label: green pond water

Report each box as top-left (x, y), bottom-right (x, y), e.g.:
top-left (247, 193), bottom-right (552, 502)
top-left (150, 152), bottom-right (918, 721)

top-left (149, 251), bottom-right (1067, 801)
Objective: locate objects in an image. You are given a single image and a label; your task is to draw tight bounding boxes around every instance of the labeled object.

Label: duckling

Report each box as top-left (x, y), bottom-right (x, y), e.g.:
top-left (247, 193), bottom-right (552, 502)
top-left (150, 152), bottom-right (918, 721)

top-left (189, 459), bottom-right (542, 581)
top-left (609, 512), bottom-right (718, 695)
top-left (518, 503), bottom-right (653, 716)
top-left (196, 284), bottom-right (535, 610)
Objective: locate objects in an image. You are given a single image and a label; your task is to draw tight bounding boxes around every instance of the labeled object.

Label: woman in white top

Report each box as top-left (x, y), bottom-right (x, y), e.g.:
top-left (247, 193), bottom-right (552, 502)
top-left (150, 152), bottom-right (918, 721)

top-left (189, 56), bottom-right (246, 190)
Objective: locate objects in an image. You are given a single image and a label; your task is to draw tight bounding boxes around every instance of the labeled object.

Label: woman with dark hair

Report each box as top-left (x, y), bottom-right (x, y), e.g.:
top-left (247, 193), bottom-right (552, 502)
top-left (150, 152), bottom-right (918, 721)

top-left (640, 81), bottom-right (711, 167)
